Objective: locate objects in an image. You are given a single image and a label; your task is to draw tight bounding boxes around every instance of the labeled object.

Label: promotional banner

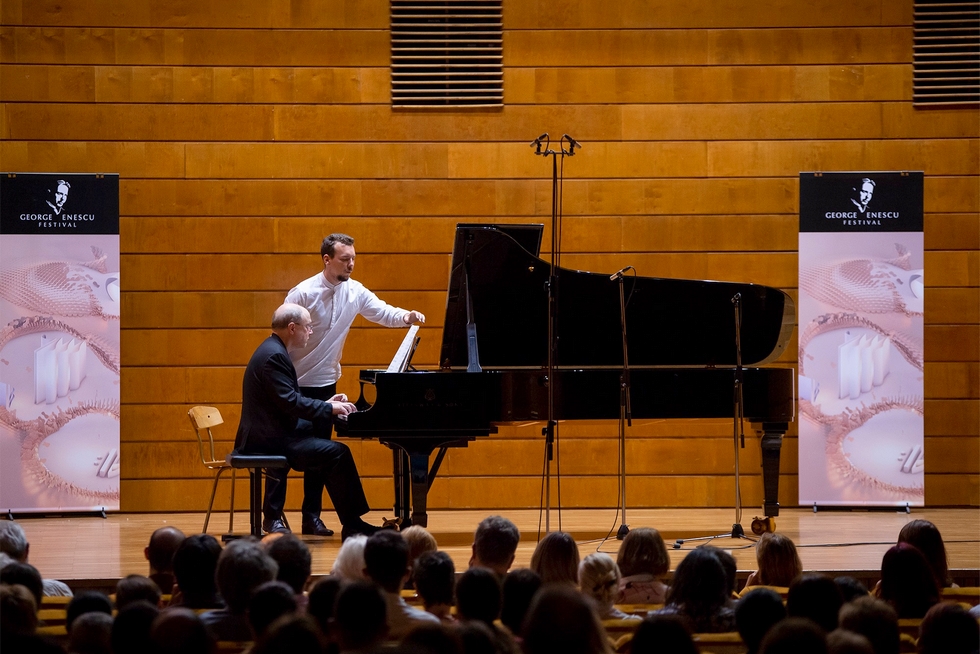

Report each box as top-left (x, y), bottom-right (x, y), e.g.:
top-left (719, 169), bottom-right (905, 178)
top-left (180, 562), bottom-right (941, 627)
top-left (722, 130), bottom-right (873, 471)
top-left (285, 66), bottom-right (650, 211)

top-left (798, 172), bottom-right (924, 508)
top-left (0, 173), bottom-right (120, 513)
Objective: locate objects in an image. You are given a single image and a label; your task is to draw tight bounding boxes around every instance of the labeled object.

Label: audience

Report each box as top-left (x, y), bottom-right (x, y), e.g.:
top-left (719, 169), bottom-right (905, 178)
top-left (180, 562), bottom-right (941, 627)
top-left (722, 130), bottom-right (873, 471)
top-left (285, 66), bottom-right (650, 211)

top-left (579, 552), bottom-right (639, 620)
top-left (916, 601), bottom-right (980, 654)
top-left (143, 526), bottom-right (185, 594)
top-left (616, 527), bottom-right (670, 604)
top-left (736, 587), bottom-right (787, 654)
top-left (150, 607), bottom-right (215, 654)
top-left (826, 630), bottom-right (875, 654)
top-left (263, 533), bottom-right (313, 608)
top-left (402, 525), bottom-right (438, 570)
top-left (115, 574), bottom-right (162, 610)
top-left (521, 585), bottom-right (613, 654)
top-left (69, 610), bottom-right (114, 654)
top-left (400, 622), bottom-right (462, 654)
top-left (363, 529), bottom-right (440, 639)
top-left (746, 532), bottom-right (804, 589)
top-left (706, 546), bottom-right (740, 599)
top-left (529, 531), bottom-right (579, 587)
top-left (306, 574), bottom-right (344, 637)
top-left (331, 533), bottom-right (369, 581)
top-left (470, 515), bottom-right (521, 577)
top-left (629, 613), bottom-right (698, 654)
top-left (171, 533), bottom-right (223, 609)
top-left (875, 543), bottom-right (941, 619)
top-left (759, 617), bottom-right (828, 654)
top-left (333, 580), bottom-right (388, 652)
top-left (110, 600), bottom-right (159, 654)
top-left (414, 549), bottom-right (456, 622)
top-left (246, 580), bottom-right (299, 641)
top-left (649, 546), bottom-right (736, 633)
top-left (500, 567), bottom-right (541, 637)
top-left (200, 539), bottom-right (278, 640)
top-left (66, 590), bottom-right (114, 632)
top-left (897, 519), bottom-right (954, 589)
top-left (834, 576), bottom-right (870, 603)
top-left (786, 573), bottom-right (844, 633)
top-left (456, 566), bottom-right (519, 653)
top-left (251, 614), bottom-right (325, 654)
top-left (0, 560), bottom-right (45, 607)
top-left (838, 596), bottom-right (900, 654)
top-left (0, 520), bottom-right (73, 597)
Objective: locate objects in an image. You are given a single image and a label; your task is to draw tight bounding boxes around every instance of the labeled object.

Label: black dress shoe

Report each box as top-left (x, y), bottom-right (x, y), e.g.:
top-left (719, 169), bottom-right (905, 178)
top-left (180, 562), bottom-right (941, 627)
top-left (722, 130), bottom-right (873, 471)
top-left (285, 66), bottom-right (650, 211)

top-left (301, 517), bottom-right (335, 537)
top-left (262, 517), bottom-right (290, 535)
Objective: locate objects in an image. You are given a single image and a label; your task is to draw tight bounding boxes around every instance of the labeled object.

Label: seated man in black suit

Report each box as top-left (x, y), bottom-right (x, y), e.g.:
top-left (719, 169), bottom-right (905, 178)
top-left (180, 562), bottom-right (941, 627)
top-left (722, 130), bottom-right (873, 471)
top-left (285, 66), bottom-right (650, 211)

top-left (235, 302), bottom-right (383, 539)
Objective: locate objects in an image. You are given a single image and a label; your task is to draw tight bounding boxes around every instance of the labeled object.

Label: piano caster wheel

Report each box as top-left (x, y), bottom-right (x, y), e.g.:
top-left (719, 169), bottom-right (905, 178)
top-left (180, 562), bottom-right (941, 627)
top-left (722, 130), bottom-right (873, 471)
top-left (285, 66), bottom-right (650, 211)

top-left (382, 516), bottom-right (403, 532)
top-left (751, 516), bottom-right (776, 535)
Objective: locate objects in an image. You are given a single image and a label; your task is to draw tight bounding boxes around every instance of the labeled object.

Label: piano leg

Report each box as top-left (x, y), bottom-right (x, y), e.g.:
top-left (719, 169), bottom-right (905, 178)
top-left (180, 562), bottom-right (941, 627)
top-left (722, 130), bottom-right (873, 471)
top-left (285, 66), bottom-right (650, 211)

top-left (407, 452), bottom-right (431, 528)
top-left (392, 449), bottom-right (412, 526)
top-left (760, 422), bottom-right (786, 517)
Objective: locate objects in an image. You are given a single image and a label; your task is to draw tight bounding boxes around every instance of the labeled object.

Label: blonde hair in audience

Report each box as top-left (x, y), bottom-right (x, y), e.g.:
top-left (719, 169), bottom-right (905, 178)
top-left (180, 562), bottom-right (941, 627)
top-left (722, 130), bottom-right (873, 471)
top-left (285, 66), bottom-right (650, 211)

top-left (579, 553), bottom-right (621, 607)
top-left (401, 526), bottom-right (437, 567)
top-left (616, 527), bottom-right (670, 578)
top-left (331, 534), bottom-right (369, 581)
top-left (530, 531), bottom-right (580, 586)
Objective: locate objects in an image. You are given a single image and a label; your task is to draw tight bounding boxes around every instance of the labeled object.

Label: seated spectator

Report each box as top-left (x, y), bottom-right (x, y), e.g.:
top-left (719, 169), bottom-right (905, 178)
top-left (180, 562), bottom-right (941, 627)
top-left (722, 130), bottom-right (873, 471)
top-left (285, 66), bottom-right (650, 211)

top-left (400, 622), bottom-right (462, 654)
top-left (521, 585), bottom-right (612, 654)
top-left (736, 587), bottom-right (787, 654)
top-left (630, 613), bottom-right (698, 654)
top-left (1, 583), bottom-right (65, 654)
top-left (171, 533), bottom-right (223, 609)
top-left (247, 580), bottom-right (298, 641)
top-left (616, 527), bottom-right (670, 604)
top-left (331, 533), bottom-right (369, 581)
top-left (111, 600), bottom-right (160, 654)
top-left (875, 543), bottom-right (941, 619)
top-left (826, 630), bottom-right (874, 654)
top-left (263, 534), bottom-right (312, 609)
top-left (414, 550), bottom-right (456, 622)
top-left (759, 617), bottom-right (828, 654)
top-left (706, 546), bottom-right (739, 598)
top-left (458, 619), bottom-right (517, 654)
top-left (897, 520), bottom-right (954, 589)
top-left (746, 533), bottom-right (803, 589)
top-left (115, 574), bottom-right (162, 610)
top-left (307, 575), bottom-right (344, 637)
top-left (456, 566), bottom-right (518, 653)
top-left (838, 596), bottom-right (900, 654)
top-left (364, 530), bottom-right (439, 639)
top-left (144, 526), bottom-right (185, 594)
top-left (402, 525), bottom-right (438, 589)
top-left (578, 552), bottom-right (639, 621)
top-left (916, 601), bottom-right (980, 654)
top-left (834, 576), bottom-right (870, 603)
top-left (500, 568), bottom-right (541, 637)
top-left (200, 539), bottom-right (279, 641)
top-left (67, 591), bottom-right (113, 632)
top-left (69, 611), bottom-right (113, 654)
top-left (648, 547), bottom-right (736, 633)
top-left (529, 531), bottom-right (579, 587)
top-left (0, 520), bottom-right (72, 597)
top-left (251, 614), bottom-right (325, 654)
top-left (150, 607), bottom-right (215, 654)
top-left (334, 580), bottom-right (388, 651)
top-left (0, 560), bottom-right (44, 608)
top-left (786, 573), bottom-right (844, 633)
top-left (470, 515), bottom-right (521, 577)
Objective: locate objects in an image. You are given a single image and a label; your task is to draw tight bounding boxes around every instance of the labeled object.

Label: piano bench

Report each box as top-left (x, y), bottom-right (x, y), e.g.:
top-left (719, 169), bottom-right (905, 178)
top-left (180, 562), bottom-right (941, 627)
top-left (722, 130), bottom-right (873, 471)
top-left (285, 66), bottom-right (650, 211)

top-left (225, 451), bottom-right (290, 540)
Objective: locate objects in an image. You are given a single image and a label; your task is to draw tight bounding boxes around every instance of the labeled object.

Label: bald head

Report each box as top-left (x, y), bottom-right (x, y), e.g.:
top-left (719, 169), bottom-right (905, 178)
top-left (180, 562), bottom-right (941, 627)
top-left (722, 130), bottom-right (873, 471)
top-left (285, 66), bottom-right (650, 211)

top-left (271, 303), bottom-right (313, 352)
top-left (272, 303), bottom-right (309, 330)
top-left (146, 527), bottom-right (185, 574)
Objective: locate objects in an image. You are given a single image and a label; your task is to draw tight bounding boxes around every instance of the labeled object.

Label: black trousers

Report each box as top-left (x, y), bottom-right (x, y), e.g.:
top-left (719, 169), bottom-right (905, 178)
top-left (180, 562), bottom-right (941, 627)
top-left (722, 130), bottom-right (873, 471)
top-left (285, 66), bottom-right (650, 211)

top-left (262, 383), bottom-right (370, 525)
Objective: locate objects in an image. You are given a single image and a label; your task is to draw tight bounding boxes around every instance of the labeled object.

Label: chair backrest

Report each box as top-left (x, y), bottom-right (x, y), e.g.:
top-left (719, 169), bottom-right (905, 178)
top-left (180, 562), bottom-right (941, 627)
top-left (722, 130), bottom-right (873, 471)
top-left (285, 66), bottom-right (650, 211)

top-left (188, 406), bottom-right (224, 464)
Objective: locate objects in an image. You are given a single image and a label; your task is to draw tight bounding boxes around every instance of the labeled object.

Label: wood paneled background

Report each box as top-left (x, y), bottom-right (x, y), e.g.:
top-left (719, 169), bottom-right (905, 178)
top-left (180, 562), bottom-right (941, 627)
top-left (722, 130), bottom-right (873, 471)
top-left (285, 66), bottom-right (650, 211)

top-left (2, 0), bottom-right (977, 514)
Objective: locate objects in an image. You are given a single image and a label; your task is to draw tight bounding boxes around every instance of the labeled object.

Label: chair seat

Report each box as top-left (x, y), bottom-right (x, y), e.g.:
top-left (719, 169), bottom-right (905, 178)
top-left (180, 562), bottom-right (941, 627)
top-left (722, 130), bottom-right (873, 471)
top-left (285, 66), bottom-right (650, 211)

top-left (226, 451), bottom-right (290, 469)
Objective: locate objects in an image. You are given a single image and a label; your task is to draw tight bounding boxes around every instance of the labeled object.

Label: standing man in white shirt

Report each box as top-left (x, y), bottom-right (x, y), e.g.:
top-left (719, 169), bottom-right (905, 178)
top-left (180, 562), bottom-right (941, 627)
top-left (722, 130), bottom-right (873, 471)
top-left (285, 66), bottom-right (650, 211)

top-left (276, 233), bottom-right (425, 536)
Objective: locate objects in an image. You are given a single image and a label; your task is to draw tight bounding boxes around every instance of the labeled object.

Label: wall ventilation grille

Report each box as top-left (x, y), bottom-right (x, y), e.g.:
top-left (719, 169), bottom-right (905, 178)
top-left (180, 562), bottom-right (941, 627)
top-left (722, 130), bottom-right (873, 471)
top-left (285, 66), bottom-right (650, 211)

top-left (391, 1), bottom-right (503, 108)
top-left (913, 0), bottom-right (980, 106)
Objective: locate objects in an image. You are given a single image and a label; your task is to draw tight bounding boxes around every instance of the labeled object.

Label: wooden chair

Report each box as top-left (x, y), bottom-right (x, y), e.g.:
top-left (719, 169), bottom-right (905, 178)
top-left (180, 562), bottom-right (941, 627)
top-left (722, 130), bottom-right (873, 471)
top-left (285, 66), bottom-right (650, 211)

top-left (693, 631), bottom-right (747, 654)
top-left (188, 406), bottom-right (238, 534)
top-left (942, 586), bottom-right (980, 606)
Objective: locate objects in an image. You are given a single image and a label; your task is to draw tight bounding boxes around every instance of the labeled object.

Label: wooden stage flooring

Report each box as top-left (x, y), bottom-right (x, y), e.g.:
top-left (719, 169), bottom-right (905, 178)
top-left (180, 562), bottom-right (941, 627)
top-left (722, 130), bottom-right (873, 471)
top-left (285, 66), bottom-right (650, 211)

top-left (18, 507), bottom-right (980, 593)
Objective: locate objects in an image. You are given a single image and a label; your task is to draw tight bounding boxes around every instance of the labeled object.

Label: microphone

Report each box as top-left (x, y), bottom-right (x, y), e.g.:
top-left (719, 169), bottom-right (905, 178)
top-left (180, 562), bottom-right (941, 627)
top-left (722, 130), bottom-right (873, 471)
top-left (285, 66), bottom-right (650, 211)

top-left (563, 134), bottom-right (582, 149)
top-left (530, 133), bottom-right (548, 147)
top-left (609, 265), bottom-right (633, 281)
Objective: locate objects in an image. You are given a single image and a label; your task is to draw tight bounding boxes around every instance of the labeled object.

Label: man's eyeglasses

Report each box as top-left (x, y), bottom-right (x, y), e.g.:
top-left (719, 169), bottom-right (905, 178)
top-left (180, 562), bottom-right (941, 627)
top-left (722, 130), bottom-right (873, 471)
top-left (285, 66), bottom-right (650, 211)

top-left (292, 322), bottom-right (313, 334)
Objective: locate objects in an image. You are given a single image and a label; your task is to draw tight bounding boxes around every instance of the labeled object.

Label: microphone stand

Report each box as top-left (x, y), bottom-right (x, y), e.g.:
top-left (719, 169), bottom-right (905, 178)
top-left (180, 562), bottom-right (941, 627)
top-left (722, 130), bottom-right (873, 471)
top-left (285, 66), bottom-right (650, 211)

top-left (673, 292), bottom-right (755, 549)
top-left (614, 268), bottom-right (633, 539)
top-left (532, 133), bottom-right (579, 534)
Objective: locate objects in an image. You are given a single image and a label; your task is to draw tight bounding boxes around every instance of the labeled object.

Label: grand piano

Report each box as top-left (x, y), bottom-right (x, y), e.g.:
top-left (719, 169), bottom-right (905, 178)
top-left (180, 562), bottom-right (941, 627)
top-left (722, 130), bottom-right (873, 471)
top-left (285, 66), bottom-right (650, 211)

top-left (336, 224), bottom-right (796, 527)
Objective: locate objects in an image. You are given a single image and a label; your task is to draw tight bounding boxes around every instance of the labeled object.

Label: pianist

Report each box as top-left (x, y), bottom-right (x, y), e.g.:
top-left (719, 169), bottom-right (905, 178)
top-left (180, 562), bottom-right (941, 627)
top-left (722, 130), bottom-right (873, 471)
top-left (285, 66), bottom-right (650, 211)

top-left (235, 303), bottom-right (386, 540)
top-left (284, 233), bottom-right (425, 535)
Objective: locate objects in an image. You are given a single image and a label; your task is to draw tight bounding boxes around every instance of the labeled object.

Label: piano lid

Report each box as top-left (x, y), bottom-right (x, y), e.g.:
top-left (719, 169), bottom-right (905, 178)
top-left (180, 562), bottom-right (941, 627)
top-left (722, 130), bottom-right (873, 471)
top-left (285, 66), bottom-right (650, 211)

top-left (440, 224), bottom-right (795, 369)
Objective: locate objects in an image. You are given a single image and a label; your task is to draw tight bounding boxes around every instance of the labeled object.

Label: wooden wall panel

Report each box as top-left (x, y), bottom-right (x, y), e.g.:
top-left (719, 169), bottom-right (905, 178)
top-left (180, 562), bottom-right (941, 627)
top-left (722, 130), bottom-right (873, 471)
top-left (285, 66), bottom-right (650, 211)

top-left (3, 0), bottom-right (976, 513)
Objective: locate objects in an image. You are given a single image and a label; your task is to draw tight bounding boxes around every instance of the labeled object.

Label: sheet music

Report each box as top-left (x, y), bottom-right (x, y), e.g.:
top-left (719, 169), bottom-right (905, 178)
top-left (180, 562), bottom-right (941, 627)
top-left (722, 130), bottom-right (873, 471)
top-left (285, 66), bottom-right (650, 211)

top-left (386, 325), bottom-right (420, 373)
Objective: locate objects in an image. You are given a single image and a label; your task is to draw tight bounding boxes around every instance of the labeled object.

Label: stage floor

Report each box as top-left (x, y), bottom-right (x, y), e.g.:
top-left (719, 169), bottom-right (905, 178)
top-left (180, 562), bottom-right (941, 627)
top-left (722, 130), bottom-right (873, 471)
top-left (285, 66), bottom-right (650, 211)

top-left (17, 507), bottom-right (980, 591)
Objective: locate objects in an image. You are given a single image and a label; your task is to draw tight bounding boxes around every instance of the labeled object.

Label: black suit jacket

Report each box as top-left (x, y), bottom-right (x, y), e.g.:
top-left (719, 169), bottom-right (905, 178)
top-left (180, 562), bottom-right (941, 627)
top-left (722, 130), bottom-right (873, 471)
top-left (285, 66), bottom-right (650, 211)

top-left (235, 334), bottom-right (334, 454)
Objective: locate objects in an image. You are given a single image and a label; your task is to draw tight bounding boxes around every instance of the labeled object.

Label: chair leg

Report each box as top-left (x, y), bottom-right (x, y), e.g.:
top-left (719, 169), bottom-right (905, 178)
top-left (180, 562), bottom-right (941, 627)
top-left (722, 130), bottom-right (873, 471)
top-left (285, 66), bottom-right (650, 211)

top-left (204, 468), bottom-right (226, 534)
top-left (228, 467), bottom-right (237, 534)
